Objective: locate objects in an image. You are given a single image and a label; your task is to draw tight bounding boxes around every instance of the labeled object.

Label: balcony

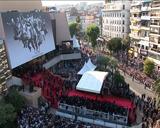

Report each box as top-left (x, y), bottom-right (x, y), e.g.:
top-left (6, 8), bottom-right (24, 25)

top-left (131, 1), bottom-right (142, 6)
top-left (130, 8), bottom-right (141, 13)
top-left (151, 3), bottom-right (160, 10)
top-left (141, 37), bottom-right (149, 41)
top-left (150, 37), bottom-right (160, 44)
top-left (150, 22), bottom-right (160, 27)
top-left (130, 25), bottom-right (141, 30)
top-left (142, 0), bottom-right (152, 2)
top-left (129, 33), bottom-right (140, 40)
top-left (141, 15), bottom-right (150, 20)
top-left (130, 17), bottom-right (141, 22)
top-left (150, 33), bottom-right (160, 37)
top-left (141, 26), bottom-right (150, 31)
top-left (149, 48), bottom-right (160, 53)
top-left (104, 4), bottom-right (123, 11)
top-left (151, 15), bottom-right (160, 19)
top-left (141, 6), bottom-right (151, 11)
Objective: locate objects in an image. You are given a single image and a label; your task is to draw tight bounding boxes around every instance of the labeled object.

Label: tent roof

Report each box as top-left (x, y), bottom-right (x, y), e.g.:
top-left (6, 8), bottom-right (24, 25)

top-left (77, 58), bottom-right (96, 75)
top-left (76, 71), bottom-right (108, 94)
top-left (72, 35), bottom-right (80, 48)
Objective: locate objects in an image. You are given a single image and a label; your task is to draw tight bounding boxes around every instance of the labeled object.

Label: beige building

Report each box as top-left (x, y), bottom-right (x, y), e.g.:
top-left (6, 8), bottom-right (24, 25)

top-left (130, 0), bottom-right (151, 58)
top-left (148, 0), bottom-right (160, 65)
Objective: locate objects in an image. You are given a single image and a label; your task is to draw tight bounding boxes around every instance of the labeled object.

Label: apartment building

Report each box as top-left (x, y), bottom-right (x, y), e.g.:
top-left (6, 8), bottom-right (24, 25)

top-left (148, 0), bottom-right (160, 65)
top-left (0, 39), bottom-right (11, 94)
top-left (130, 0), bottom-right (152, 58)
top-left (102, 0), bottom-right (131, 40)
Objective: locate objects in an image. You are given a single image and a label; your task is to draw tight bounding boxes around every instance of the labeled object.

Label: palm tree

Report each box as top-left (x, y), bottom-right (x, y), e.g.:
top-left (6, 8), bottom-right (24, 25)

top-left (109, 57), bottom-right (118, 86)
top-left (96, 55), bottom-right (110, 70)
top-left (153, 79), bottom-right (160, 107)
top-left (122, 36), bottom-right (130, 65)
top-left (109, 57), bottom-right (118, 72)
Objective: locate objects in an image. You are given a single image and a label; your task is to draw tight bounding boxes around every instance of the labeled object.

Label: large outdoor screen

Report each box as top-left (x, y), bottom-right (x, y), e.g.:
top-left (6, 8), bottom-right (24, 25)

top-left (1, 11), bottom-right (55, 69)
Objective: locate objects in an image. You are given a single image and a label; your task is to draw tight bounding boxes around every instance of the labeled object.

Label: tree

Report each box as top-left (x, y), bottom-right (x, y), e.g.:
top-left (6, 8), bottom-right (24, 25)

top-left (86, 24), bottom-right (100, 48)
top-left (107, 38), bottom-right (122, 53)
top-left (153, 79), bottom-right (160, 106)
top-left (122, 36), bottom-right (131, 65)
top-left (114, 71), bottom-right (125, 85)
top-left (97, 55), bottom-right (110, 70)
top-left (143, 58), bottom-right (155, 76)
top-left (76, 15), bottom-right (81, 24)
top-left (0, 103), bottom-right (17, 128)
top-left (109, 57), bottom-right (118, 72)
top-left (122, 36), bottom-right (130, 51)
top-left (76, 16), bottom-right (82, 42)
top-left (70, 7), bottom-right (78, 16)
top-left (5, 88), bottom-right (26, 112)
top-left (69, 22), bottom-right (78, 38)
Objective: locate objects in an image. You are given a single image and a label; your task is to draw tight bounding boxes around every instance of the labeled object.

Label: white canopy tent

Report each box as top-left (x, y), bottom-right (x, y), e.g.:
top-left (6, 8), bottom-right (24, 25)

top-left (87, 58), bottom-right (96, 70)
top-left (76, 71), bottom-right (108, 94)
top-left (72, 35), bottom-right (80, 48)
top-left (77, 58), bottom-right (96, 75)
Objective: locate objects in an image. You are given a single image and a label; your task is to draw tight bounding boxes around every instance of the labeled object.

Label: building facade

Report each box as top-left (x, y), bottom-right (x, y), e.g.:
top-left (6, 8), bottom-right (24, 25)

top-left (0, 39), bottom-right (11, 94)
top-left (102, 0), bottom-right (131, 40)
top-left (129, 0), bottom-right (160, 65)
top-left (130, 0), bottom-right (151, 58)
top-left (148, 0), bottom-right (160, 65)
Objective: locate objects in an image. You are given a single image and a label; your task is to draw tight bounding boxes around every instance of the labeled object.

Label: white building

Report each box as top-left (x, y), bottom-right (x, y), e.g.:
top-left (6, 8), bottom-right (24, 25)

top-left (102, 0), bottom-right (131, 39)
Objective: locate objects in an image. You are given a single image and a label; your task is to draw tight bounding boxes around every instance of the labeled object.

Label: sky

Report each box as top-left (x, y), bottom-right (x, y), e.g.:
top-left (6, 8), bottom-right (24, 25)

top-left (42, 0), bottom-right (104, 7)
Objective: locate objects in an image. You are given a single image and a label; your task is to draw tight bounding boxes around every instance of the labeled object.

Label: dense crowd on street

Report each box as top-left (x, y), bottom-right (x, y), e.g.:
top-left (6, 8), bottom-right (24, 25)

top-left (119, 64), bottom-right (154, 89)
top-left (103, 77), bottom-right (136, 100)
top-left (60, 96), bottom-right (128, 116)
top-left (17, 105), bottom-right (53, 128)
top-left (138, 95), bottom-right (160, 128)
top-left (17, 105), bottom-right (105, 128)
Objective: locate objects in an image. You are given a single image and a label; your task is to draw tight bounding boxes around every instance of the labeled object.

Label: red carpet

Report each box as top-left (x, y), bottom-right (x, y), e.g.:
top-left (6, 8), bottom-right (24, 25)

top-left (23, 71), bottom-right (63, 108)
top-left (68, 90), bottom-right (136, 123)
top-left (68, 90), bottom-right (135, 109)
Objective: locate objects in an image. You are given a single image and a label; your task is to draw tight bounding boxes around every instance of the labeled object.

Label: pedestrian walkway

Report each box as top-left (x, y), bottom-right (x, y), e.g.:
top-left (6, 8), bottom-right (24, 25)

top-left (119, 70), bottom-right (155, 98)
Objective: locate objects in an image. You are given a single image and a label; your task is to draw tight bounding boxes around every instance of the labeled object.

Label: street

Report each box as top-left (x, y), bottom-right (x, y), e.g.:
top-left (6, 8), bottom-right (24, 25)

top-left (119, 70), bottom-right (155, 98)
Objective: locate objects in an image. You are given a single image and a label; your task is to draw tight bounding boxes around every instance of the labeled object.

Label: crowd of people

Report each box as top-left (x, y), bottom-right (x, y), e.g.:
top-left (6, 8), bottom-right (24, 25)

top-left (17, 105), bottom-right (106, 128)
top-left (53, 116), bottom-right (105, 128)
top-left (103, 76), bottom-right (136, 101)
top-left (17, 106), bottom-right (53, 128)
top-left (119, 64), bottom-right (154, 89)
top-left (60, 96), bottom-right (128, 117)
top-left (139, 95), bottom-right (160, 128)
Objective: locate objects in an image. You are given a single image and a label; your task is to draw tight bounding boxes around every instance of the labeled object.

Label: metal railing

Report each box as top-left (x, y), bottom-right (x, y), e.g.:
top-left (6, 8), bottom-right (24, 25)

top-left (58, 103), bottom-right (128, 125)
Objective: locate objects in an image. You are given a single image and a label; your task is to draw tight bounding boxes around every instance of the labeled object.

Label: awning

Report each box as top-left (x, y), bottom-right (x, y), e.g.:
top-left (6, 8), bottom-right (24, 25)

top-left (76, 71), bottom-right (108, 94)
top-left (72, 35), bottom-right (80, 48)
top-left (77, 58), bottom-right (96, 75)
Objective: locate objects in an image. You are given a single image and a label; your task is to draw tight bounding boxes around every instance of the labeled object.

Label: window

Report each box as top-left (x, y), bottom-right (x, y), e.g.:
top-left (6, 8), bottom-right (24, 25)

top-left (122, 27), bottom-right (124, 32)
top-left (146, 46), bottom-right (148, 50)
top-left (123, 14), bottom-right (125, 17)
top-left (123, 20), bottom-right (125, 25)
top-left (123, 5), bottom-right (125, 10)
top-left (153, 45), bottom-right (157, 49)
